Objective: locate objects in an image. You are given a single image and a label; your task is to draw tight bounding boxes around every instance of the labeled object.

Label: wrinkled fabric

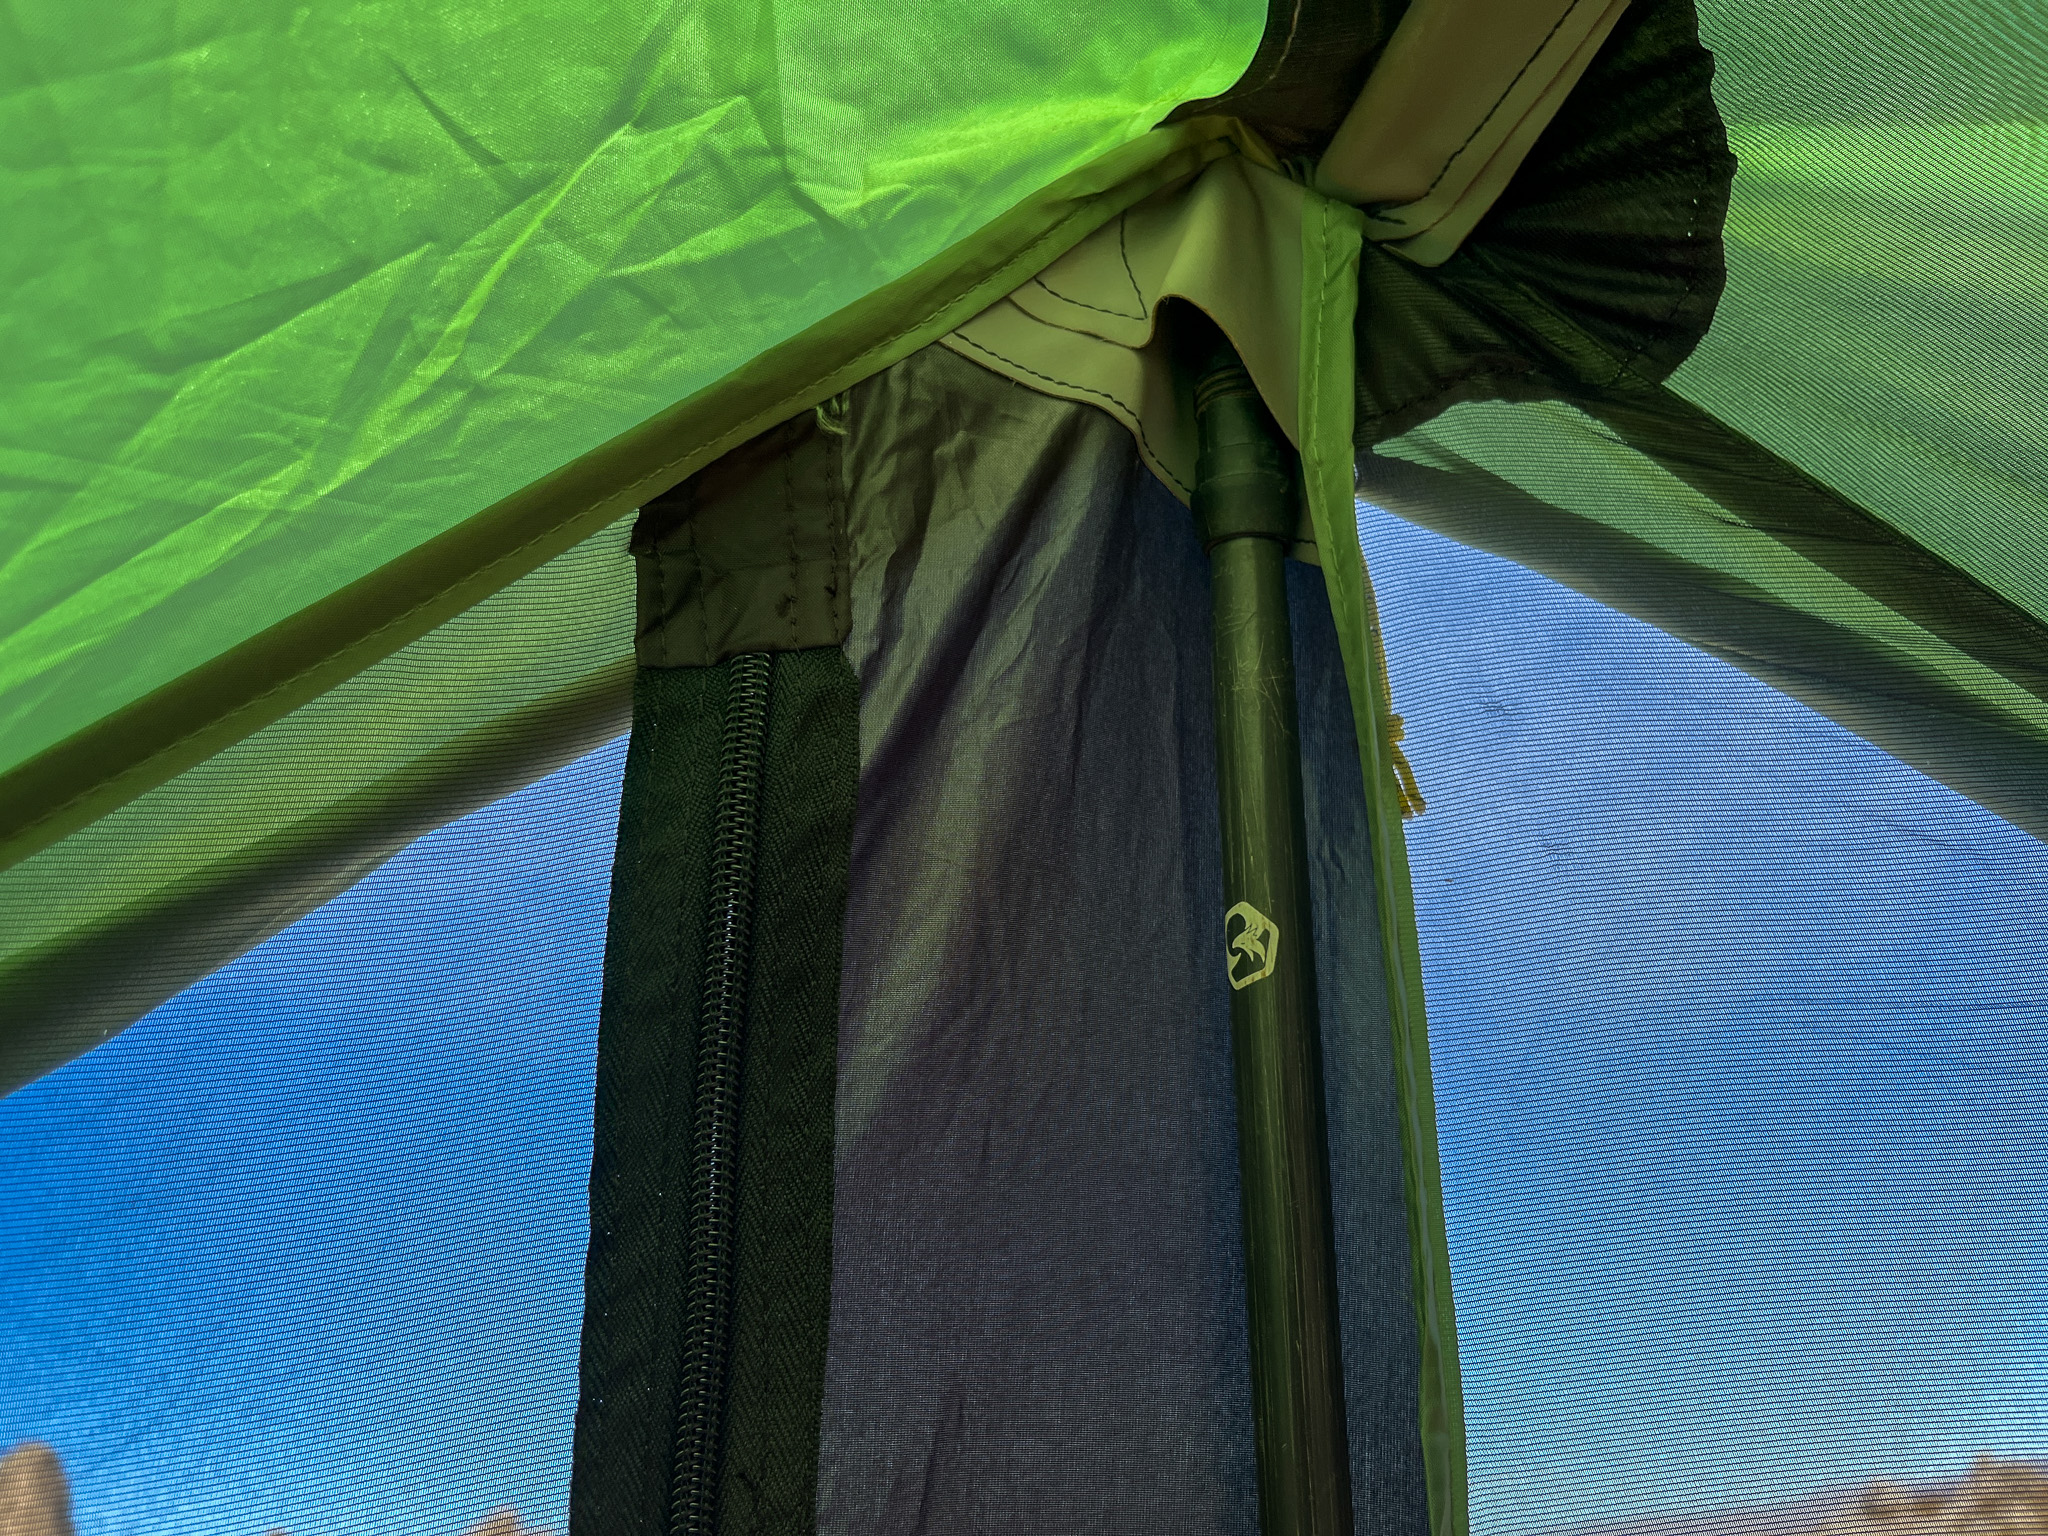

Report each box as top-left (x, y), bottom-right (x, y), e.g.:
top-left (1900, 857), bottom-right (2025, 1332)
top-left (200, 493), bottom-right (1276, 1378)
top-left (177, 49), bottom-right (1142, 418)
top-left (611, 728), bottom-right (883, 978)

top-left (0, 0), bottom-right (1261, 777)
top-left (818, 344), bottom-right (1430, 1536)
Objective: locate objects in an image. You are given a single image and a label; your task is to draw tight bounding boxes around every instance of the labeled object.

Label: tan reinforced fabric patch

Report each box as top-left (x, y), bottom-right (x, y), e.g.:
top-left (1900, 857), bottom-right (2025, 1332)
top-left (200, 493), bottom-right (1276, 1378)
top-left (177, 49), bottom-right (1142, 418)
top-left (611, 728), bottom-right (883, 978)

top-left (1314, 0), bottom-right (1632, 265)
top-left (940, 155), bottom-right (1321, 561)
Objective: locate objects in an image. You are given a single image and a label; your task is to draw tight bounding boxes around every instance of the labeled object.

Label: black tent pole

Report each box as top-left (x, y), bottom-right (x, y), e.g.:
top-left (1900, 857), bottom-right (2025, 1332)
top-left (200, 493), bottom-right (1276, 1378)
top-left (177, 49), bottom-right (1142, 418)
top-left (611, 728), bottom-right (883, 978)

top-left (1189, 314), bottom-right (1356, 1536)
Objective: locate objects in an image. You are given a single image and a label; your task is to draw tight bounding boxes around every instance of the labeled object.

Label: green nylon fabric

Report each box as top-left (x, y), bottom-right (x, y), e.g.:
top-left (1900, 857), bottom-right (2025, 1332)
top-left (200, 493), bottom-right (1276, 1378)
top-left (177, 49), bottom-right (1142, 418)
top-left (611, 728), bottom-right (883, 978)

top-left (0, 0), bottom-right (1262, 780)
top-left (0, 119), bottom-right (1260, 881)
top-left (1677, 0), bottom-right (2048, 630)
top-left (0, 122), bottom-right (1272, 1092)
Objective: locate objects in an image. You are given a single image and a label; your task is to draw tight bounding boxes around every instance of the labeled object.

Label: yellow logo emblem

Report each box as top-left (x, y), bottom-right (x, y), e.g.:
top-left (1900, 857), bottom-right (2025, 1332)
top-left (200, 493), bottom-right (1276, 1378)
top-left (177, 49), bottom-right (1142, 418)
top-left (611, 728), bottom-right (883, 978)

top-left (1224, 901), bottom-right (1280, 990)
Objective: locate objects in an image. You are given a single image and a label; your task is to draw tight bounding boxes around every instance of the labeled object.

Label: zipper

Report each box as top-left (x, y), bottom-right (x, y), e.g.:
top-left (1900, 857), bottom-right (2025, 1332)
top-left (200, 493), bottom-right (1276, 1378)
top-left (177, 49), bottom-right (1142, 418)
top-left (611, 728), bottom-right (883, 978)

top-left (671, 649), bottom-right (775, 1536)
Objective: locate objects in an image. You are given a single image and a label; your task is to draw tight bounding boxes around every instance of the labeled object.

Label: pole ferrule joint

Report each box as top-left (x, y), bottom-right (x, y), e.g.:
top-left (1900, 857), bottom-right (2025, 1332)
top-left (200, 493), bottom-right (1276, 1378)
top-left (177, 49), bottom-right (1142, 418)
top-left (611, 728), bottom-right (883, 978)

top-left (1191, 353), bottom-right (1300, 554)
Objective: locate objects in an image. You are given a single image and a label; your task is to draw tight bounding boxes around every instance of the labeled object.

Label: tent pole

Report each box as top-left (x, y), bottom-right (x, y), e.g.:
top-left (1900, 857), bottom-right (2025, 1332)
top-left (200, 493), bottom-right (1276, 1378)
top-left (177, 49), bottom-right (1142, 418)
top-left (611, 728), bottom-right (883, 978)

top-left (1191, 319), bottom-right (1356, 1536)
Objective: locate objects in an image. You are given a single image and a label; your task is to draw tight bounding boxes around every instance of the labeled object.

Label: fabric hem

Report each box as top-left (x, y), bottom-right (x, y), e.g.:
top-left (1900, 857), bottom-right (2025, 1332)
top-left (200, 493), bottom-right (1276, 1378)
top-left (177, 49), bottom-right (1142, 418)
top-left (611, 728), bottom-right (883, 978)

top-left (1298, 187), bottom-right (1472, 1536)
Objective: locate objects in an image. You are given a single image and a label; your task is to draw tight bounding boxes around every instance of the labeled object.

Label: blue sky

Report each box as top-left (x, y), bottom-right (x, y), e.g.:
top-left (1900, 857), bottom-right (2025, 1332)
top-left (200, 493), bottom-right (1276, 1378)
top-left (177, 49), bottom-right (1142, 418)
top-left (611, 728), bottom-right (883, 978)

top-left (0, 743), bottom-right (627, 1536)
top-left (1359, 505), bottom-right (2048, 1532)
top-left (2, 506), bottom-right (2043, 1536)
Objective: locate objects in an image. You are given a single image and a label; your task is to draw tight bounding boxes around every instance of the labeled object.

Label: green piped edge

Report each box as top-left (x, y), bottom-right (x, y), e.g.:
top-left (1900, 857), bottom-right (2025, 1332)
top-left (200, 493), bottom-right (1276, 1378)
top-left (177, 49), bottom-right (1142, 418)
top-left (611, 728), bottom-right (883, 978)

top-left (1298, 187), bottom-right (1471, 1536)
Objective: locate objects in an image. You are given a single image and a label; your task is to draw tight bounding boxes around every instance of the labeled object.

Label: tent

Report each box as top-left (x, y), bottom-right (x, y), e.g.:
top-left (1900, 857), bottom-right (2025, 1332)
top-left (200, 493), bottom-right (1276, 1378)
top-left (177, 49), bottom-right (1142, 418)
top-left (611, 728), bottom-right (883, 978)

top-left (3, 0), bottom-right (2044, 1532)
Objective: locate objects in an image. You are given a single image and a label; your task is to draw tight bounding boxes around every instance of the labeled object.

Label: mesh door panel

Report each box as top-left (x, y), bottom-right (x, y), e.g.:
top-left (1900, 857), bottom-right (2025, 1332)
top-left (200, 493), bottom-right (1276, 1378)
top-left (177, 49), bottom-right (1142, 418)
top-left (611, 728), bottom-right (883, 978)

top-left (1360, 502), bottom-right (2048, 1536)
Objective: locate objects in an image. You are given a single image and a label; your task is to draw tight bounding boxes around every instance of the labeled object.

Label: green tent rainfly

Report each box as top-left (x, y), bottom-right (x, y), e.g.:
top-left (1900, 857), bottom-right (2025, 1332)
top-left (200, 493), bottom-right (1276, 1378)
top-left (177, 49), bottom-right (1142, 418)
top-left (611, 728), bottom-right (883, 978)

top-left (3, 0), bottom-right (2045, 1533)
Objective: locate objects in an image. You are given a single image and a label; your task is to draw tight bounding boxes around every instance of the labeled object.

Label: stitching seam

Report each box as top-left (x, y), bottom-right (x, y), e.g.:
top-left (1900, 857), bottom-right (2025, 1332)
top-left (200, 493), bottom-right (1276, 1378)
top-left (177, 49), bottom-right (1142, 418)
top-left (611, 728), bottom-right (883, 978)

top-left (1026, 215), bottom-right (1150, 321)
top-left (1381, 0), bottom-right (1591, 220)
top-left (949, 333), bottom-right (1192, 498)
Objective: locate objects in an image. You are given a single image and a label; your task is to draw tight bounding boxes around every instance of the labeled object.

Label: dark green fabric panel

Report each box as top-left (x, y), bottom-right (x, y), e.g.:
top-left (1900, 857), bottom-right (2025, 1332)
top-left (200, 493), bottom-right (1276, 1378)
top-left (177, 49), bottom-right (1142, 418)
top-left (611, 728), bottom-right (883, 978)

top-left (634, 411), bottom-right (852, 668)
top-left (1166, 0), bottom-right (1408, 157)
top-left (1351, 0), bottom-right (1734, 446)
top-left (572, 663), bottom-right (725, 1536)
top-left (571, 649), bottom-right (856, 1536)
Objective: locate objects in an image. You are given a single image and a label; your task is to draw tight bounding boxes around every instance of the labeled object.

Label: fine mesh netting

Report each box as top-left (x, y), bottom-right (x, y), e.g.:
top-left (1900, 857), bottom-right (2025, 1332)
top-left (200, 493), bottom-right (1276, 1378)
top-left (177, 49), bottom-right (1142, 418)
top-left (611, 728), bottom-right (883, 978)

top-left (2, 489), bottom-right (2044, 1536)
top-left (0, 741), bottom-right (624, 1535)
top-left (0, 517), bottom-right (636, 1096)
top-left (1358, 500), bottom-right (2048, 1536)
top-left (1682, 0), bottom-right (2048, 624)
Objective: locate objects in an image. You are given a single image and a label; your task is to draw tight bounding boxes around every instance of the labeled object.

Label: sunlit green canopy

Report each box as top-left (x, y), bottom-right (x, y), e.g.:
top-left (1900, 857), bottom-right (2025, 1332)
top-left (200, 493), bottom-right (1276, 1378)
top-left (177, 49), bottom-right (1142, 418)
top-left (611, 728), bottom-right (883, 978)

top-left (7, 0), bottom-right (2046, 886)
top-left (0, 0), bottom-right (1264, 838)
top-left (4, 4), bottom-right (2045, 1534)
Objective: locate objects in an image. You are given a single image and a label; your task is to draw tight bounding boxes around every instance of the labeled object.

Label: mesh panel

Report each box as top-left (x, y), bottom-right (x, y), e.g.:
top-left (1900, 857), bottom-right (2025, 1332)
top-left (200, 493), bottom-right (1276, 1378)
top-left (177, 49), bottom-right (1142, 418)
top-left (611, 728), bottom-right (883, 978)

top-left (0, 517), bottom-right (635, 1095)
top-left (0, 741), bottom-right (624, 1535)
top-left (1359, 501), bottom-right (2048, 1535)
top-left (1681, 0), bottom-right (2048, 625)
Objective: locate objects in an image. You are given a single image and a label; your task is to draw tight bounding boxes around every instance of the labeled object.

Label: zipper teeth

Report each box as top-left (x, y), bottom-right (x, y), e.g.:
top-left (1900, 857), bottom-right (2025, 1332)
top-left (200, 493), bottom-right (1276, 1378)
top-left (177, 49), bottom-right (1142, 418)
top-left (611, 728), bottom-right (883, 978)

top-left (671, 650), bottom-right (774, 1536)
